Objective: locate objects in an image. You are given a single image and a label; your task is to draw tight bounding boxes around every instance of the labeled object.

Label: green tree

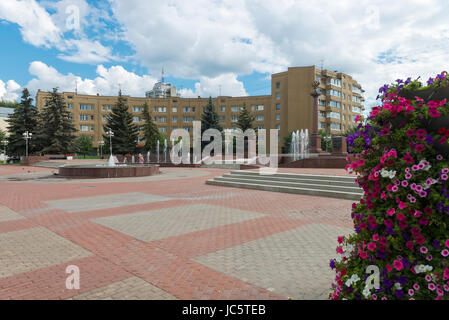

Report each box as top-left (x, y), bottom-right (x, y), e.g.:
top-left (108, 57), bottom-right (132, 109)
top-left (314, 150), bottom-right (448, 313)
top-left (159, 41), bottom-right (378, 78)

top-left (103, 90), bottom-right (139, 154)
top-left (35, 88), bottom-right (76, 154)
top-left (201, 97), bottom-right (223, 151)
top-left (75, 134), bottom-right (93, 158)
top-left (319, 129), bottom-right (332, 152)
top-left (141, 102), bottom-right (165, 153)
top-left (282, 131), bottom-right (293, 154)
top-left (6, 88), bottom-right (39, 156)
top-left (0, 101), bottom-right (20, 108)
top-left (237, 103), bottom-right (254, 132)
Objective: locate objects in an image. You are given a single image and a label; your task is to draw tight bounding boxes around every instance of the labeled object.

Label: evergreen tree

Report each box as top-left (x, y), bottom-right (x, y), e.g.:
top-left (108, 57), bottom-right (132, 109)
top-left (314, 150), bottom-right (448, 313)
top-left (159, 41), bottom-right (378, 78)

top-left (6, 88), bottom-right (39, 156)
top-left (75, 134), bottom-right (93, 158)
top-left (237, 103), bottom-right (254, 132)
top-left (141, 102), bottom-right (165, 153)
top-left (201, 97), bottom-right (223, 151)
top-left (35, 88), bottom-right (76, 154)
top-left (103, 91), bottom-right (139, 154)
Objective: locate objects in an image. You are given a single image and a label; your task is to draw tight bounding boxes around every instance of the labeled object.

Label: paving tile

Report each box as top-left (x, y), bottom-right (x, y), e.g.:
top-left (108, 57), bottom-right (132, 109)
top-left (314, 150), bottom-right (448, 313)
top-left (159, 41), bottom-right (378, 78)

top-left (92, 203), bottom-right (265, 242)
top-left (0, 227), bottom-right (92, 278)
top-left (194, 223), bottom-right (353, 300)
top-left (0, 205), bottom-right (24, 222)
top-left (70, 276), bottom-right (177, 300)
top-left (44, 192), bottom-right (172, 213)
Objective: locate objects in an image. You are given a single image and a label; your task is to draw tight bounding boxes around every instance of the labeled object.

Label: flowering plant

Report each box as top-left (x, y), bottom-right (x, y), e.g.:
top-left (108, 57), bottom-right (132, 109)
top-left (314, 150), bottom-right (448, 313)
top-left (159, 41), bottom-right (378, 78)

top-left (330, 72), bottom-right (449, 300)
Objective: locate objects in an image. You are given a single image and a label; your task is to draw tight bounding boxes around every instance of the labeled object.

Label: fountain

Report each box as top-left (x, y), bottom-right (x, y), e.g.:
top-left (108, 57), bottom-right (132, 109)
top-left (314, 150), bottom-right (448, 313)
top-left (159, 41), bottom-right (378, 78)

top-left (147, 151), bottom-right (150, 163)
top-left (108, 155), bottom-right (116, 167)
top-left (131, 155), bottom-right (135, 164)
top-left (164, 139), bottom-right (167, 163)
top-left (157, 140), bottom-right (160, 163)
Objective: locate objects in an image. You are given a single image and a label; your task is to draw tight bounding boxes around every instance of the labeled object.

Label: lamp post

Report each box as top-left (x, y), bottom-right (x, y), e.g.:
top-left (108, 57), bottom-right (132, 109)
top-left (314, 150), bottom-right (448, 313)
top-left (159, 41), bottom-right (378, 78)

top-left (310, 81), bottom-right (324, 154)
top-left (106, 130), bottom-right (114, 157)
top-left (98, 141), bottom-right (105, 159)
top-left (23, 131), bottom-right (32, 157)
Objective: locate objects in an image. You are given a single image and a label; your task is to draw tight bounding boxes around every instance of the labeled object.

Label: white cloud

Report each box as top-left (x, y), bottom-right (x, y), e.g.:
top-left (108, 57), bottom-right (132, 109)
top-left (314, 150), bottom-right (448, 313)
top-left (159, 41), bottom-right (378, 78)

top-left (179, 74), bottom-right (248, 98)
top-left (0, 79), bottom-right (21, 101)
top-left (0, 0), bottom-right (60, 47)
top-left (25, 61), bottom-right (157, 97)
top-left (109, 0), bottom-right (449, 111)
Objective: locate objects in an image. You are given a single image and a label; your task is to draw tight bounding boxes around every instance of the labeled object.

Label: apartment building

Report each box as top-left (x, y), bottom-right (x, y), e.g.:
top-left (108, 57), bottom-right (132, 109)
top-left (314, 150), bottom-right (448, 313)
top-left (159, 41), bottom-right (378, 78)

top-left (35, 66), bottom-right (364, 152)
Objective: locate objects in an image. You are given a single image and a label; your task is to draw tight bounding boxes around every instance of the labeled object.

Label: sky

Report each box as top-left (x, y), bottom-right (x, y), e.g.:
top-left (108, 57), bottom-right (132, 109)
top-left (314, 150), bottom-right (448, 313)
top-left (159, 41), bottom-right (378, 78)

top-left (1, 0), bottom-right (449, 116)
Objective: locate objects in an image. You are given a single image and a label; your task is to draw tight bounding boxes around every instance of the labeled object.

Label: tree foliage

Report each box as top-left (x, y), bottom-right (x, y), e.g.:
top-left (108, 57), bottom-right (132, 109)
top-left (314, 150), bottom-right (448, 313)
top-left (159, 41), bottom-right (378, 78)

top-left (6, 88), bottom-right (39, 156)
top-left (237, 103), bottom-right (255, 132)
top-left (75, 134), bottom-right (93, 158)
top-left (103, 91), bottom-right (139, 155)
top-left (141, 102), bottom-right (165, 153)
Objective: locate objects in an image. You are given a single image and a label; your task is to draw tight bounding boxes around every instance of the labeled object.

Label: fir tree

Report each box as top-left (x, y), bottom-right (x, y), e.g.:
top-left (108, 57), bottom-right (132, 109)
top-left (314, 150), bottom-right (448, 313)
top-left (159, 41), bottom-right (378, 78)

top-left (201, 97), bottom-right (223, 151)
top-left (141, 102), bottom-right (165, 153)
top-left (103, 91), bottom-right (139, 154)
top-left (237, 103), bottom-right (254, 132)
top-left (6, 88), bottom-right (39, 156)
top-left (35, 88), bottom-right (76, 154)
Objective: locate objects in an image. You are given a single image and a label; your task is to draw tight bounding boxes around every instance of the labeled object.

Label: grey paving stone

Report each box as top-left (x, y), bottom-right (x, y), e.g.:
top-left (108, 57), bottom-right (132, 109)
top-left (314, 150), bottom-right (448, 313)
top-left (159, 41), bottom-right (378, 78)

top-left (0, 205), bottom-right (24, 222)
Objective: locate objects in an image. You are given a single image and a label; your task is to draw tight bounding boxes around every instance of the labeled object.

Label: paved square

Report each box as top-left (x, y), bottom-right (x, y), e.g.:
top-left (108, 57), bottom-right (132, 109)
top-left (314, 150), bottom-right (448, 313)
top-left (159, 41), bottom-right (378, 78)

top-left (0, 205), bottom-right (24, 222)
top-left (71, 277), bottom-right (177, 300)
top-left (92, 203), bottom-right (265, 242)
top-left (193, 223), bottom-right (353, 300)
top-left (0, 227), bottom-right (92, 278)
top-left (45, 192), bottom-right (172, 213)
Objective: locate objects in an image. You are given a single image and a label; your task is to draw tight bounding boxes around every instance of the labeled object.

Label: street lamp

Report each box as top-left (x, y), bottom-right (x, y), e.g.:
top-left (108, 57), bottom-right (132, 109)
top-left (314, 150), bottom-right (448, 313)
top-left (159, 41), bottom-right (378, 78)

top-left (106, 130), bottom-right (114, 157)
top-left (98, 140), bottom-right (105, 159)
top-left (23, 131), bottom-right (32, 157)
top-left (2, 139), bottom-right (7, 162)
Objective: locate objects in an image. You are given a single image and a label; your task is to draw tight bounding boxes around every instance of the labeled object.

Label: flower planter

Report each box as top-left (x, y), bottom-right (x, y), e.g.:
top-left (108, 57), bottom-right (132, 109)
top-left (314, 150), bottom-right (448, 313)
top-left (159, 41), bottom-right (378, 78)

top-left (399, 86), bottom-right (449, 102)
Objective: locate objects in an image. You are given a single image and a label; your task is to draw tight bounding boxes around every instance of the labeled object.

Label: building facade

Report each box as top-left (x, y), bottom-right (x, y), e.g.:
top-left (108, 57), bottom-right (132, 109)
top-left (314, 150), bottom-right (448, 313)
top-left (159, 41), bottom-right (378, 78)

top-left (35, 66), bottom-right (364, 152)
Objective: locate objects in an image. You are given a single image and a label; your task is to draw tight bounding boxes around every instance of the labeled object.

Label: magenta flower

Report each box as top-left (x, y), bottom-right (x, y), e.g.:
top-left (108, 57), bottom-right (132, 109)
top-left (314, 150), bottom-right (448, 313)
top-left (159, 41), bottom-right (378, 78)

top-left (442, 249), bottom-right (449, 257)
top-left (428, 283), bottom-right (436, 291)
top-left (420, 246), bottom-right (428, 254)
top-left (408, 289), bottom-right (414, 296)
top-left (393, 260), bottom-right (404, 271)
top-left (413, 283), bottom-right (420, 290)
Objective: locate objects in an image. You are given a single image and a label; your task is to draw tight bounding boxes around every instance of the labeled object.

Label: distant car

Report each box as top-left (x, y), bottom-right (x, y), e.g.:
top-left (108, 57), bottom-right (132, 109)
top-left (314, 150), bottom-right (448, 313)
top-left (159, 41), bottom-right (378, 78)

top-left (7, 156), bottom-right (20, 164)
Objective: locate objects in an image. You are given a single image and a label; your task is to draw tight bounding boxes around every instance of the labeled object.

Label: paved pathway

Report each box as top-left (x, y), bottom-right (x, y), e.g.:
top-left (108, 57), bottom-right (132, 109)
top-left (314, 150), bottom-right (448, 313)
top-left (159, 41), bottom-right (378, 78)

top-left (0, 164), bottom-right (353, 300)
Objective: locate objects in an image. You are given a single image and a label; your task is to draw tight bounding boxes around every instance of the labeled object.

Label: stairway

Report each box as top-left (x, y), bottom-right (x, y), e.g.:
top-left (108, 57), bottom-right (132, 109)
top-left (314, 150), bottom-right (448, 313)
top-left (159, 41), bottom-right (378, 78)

top-left (206, 170), bottom-right (363, 200)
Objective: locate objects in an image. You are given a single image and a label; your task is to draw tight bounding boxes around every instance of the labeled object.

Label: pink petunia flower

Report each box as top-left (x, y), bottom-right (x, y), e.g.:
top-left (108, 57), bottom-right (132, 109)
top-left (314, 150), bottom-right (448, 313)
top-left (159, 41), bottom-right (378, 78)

top-left (393, 260), bottom-right (404, 271)
top-left (442, 249), bottom-right (449, 257)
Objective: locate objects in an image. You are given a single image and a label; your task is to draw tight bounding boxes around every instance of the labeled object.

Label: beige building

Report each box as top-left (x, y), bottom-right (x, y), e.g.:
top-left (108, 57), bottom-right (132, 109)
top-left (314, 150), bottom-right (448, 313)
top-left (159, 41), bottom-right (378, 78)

top-left (35, 66), bottom-right (364, 152)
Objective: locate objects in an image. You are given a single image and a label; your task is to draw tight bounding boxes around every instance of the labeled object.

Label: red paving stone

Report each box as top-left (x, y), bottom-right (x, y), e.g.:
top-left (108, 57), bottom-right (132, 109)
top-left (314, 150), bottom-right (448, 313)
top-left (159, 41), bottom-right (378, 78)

top-left (0, 164), bottom-right (354, 300)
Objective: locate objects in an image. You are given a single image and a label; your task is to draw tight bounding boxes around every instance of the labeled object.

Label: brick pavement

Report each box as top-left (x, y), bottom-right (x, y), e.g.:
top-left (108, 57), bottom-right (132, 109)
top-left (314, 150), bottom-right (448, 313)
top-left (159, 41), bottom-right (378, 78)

top-left (0, 164), bottom-right (355, 300)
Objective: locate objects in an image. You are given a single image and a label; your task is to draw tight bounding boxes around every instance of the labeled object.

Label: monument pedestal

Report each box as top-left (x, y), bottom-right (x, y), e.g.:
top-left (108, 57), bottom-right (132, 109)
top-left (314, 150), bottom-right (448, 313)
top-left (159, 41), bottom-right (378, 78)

top-left (331, 136), bottom-right (348, 156)
top-left (309, 133), bottom-right (328, 154)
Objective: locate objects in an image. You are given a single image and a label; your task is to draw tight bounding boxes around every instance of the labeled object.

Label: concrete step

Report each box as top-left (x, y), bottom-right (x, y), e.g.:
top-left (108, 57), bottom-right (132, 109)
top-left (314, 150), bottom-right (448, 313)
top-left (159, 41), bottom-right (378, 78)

top-left (221, 173), bottom-right (357, 188)
top-left (206, 179), bottom-right (363, 200)
top-left (230, 170), bottom-right (355, 183)
top-left (214, 176), bottom-right (362, 193)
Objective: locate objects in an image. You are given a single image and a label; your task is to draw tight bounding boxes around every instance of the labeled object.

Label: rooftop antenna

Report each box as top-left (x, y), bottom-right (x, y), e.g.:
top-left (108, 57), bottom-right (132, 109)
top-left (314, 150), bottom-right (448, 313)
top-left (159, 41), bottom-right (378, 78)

top-left (219, 85), bottom-right (222, 97)
top-left (161, 67), bottom-right (165, 83)
top-left (75, 80), bottom-right (78, 94)
top-left (320, 59), bottom-right (324, 71)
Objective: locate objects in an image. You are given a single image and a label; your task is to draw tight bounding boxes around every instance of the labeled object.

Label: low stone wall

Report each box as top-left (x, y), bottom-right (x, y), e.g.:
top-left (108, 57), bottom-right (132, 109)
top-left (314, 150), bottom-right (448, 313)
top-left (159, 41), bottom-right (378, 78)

top-left (20, 156), bottom-right (50, 166)
top-left (59, 165), bottom-right (160, 178)
top-left (279, 156), bottom-right (347, 169)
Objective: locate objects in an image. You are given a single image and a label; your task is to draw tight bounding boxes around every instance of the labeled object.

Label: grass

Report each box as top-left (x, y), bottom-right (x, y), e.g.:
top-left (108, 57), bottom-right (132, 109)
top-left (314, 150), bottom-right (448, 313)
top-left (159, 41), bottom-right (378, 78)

top-left (76, 155), bottom-right (102, 159)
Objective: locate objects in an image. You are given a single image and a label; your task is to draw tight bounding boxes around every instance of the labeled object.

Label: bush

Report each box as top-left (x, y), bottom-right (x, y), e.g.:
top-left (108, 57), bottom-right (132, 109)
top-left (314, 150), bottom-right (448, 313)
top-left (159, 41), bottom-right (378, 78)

top-left (330, 72), bottom-right (449, 300)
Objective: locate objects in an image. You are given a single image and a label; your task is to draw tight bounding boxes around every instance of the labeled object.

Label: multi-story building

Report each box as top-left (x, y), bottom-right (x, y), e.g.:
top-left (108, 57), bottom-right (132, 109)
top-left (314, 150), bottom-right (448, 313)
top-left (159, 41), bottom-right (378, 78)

top-left (35, 66), bottom-right (364, 153)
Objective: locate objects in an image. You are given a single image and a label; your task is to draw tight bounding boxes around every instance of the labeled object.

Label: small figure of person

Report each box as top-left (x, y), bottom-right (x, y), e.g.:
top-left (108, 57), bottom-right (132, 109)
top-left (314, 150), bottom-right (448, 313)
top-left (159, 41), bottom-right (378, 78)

top-left (138, 153), bottom-right (144, 164)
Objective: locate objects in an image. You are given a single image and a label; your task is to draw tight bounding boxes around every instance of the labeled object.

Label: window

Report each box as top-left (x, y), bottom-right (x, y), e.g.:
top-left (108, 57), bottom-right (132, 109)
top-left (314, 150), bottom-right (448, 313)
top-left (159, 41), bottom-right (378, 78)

top-left (257, 126), bottom-right (264, 130)
top-left (319, 122), bottom-right (326, 129)
top-left (183, 107), bottom-right (190, 113)
top-left (172, 116), bottom-right (177, 122)
top-left (102, 116), bottom-right (106, 121)
top-left (328, 78), bottom-right (342, 87)
top-left (80, 125), bottom-right (89, 131)
top-left (352, 106), bottom-right (361, 113)
top-left (231, 116), bottom-right (238, 123)
top-left (330, 123), bottom-right (341, 130)
top-left (319, 100), bottom-right (326, 106)
top-left (133, 116), bottom-right (140, 122)
top-left (67, 103), bottom-right (73, 109)
top-left (91, 105), bottom-right (94, 110)
top-left (327, 90), bottom-right (341, 98)
top-left (276, 103), bottom-right (280, 110)
top-left (221, 106), bottom-right (226, 112)
top-left (159, 117), bottom-right (167, 123)
top-left (133, 106), bottom-right (141, 112)
top-left (328, 112), bottom-right (341, 119)
top-left (184, 127), bottom-right (191, 132)
top-left (256, 115), bottom-right (264, 121)
top-left (352, 96), bottom-right (362, 103)
top-left (183, 116), bottom-right (190, 123)
top-left (276, 82), bottom-right (280, 89)
top-left (220, 116), bottom-right (225, 122)
top-left (319, 111), bottom-right (326, 118)
top-left (159, 127), bottom-right (167, 133)
top-left (328, 101), bottom-right (341, 108)
top-left (108, 106), bottom-right (112, 111)
top-left (90, 115), bottom-right (94, 121)
top-left (276, 93), bottom-right (281, 100)
top-left (192, 107), bottom-right (196, 112)
top-left (275, 114), bottom-right (280, 121)
top-left (153, 116), bottom-right (157, 122)
top-left (80, 115), bottom-right (88, 121)
top-left (154, 107), bottom-right (158, 112)
top-left (67, 96), bottom-right (73, 99)
top-left (275, 124), bottom-right (280, 130)
top-left (231, 106), bottom-right (239, 112)
top-left (172, 107), bottom-right (177, 113)
top-left (68, 113), bottom-right (72, 120)
top-left (90, 126), bottom-right (94, 131)
top-left (158, 107), bottom-right (166, 112)
top-left (80, 104), bottom-right (89, 110)
top-left (102, 105), bottom-right (106, 111)
top-left (256, 105), bottom-right (264, 111)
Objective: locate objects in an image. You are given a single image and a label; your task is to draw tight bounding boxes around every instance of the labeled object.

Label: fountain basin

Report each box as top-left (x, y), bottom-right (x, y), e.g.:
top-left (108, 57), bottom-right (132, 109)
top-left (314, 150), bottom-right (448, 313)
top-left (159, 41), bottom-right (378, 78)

top-left (58, 164), bottom-right (160, 178)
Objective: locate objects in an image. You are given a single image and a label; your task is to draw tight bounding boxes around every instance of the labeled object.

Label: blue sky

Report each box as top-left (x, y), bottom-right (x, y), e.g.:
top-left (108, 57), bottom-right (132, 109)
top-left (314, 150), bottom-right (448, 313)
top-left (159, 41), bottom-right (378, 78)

top-left (1, 0), bottom-right (449, 116)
